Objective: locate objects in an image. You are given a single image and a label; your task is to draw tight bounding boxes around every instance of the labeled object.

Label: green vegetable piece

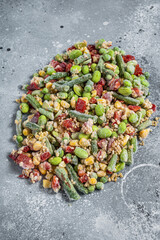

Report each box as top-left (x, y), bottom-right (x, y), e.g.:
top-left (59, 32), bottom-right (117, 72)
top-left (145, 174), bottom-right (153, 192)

top-left (107, 49), bottom-right (114, 57)
top-left (69, 49), bottom-right (82, 60)
top-left (88, 185), bottom-right (95, 193)
top-left (38, 108), bottom-right (54, 120)
top-left (100, 176), bottom-right (108, 183)
top-left (82, 65), bottom-right (89, 75)
top-left (112, 131), bottom-right (118, 138)
top-left (42, 88), bottom-right (49, 94)
top-left (134, 111), bottom-right (142, 127)
top-left (99, 48), bottom-right (107, 54)
top-left (112, 92), bottom-right (140, 105)
top-left (144, 72), bottom-right (150, 79)
top-left (68, 110), bottom-right (98, 123)
top-left (97, 128), bottom-right (112, 139)
top-left (74, 41), bottom-right (87, 49)
top-left (26, 122), bottom-right (42, 132)
top-left (118, 87), bottom-right (132, 96)
top-left (64, 74), bottom-right (92, 87)
top-left (26, 94), bottom-right (41, 109)
top-left (71, 132), bottom-right (80, 139)
top-left (124, 71), bottom-right (133, 81)
top-left (57, 92), bottom-right (68, 99)
top-left (44, 94), bottom-right (51, 100)
top-left (136, 97), bottom-right (144, 105)
top-left (107, 154), bottom-right (117, 172)
top-left (16, 135), bottom-right (23, 143)
top-left (70, 65), bottom-right (82, 74)
top-left (82, 92), bottom-right (91, 99)
top-left (130, 136), bottom-right (137, 153)
top-left (32, 90), bottom-right (43, 98)
top-left (96, 182), bottom-right (104, 190)
top-left (84, 80), bottom-right (94, 92)
top-left (20, 103), bottom-right (29, 113)
top-left (120, 149), bottom-right (128, 163)
top-left (55, 54), bottom-right (63, 62)
top-left (47, 67), bottom-right (56, 75)
top-left (95, 104), bottom-right (105, 116)
top-left (115, 162), bottom-right (125, 172)
top-left (74, 147), bottom-right (88, 159)
top-left (123, 80), bottom-right (132, 87)
top-left (103, 54), bottom-right (111, 62)
top-left (91, 139), bottom-right (98, 155)
top-left (92, 125), bottom-right (99, 131)
top-left (95, 39), bottom-right (105, 49)
top-left (97, 56), bottom-right (104, 73)
top-left (106, 74), bottom-right (112, 80)
top-left (38, 115), bottom-right (47, 127)
top-left (71, 156), bottom-right (78, 165)
top-left (90, 172), bottom-right (98, 179)
top-left (92, 70), bottom-right (101, 83)
top-left (42, 101), bottom-right (53, 112)
top-left (97, 115), bottom-right (106, 125)
top-left (137, 119), bottom-right (152, 131)
top-left (79, 133), bottom-right (90, 140)
top-left (118, 122), bottom-right (126, 134)
top-left (129, 113), bottom-right (138, 124)
top-left (53, 83), bottom-right (70, 92)
top-left (15, 110), bottom-right (22, 136)
top-left (73, 84), bottom-right (83, 96)
top-left (49, 157), bottom-right (62, 165)
top-left (140, 108), bottom-right (146, 118)
top-left (44, 72), bottom-right (68, 83)
top-left (74, 53), bottom-right (91, 65)
top-left (91, 63), bottom-right (97, 72)
top-left (45, 137), bottom-right (53, 155)
top-left (126, 141), bottom-right (133, 165)
top-left (141, 78), bottom-right (149, 87)
top-left (116, 54), bottom-right (125, 77)
top-left (126, 64), bottom-right (135, 75)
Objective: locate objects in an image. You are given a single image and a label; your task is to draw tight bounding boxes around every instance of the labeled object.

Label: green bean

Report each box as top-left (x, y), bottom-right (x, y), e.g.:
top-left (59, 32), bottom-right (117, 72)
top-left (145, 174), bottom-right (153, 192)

top-left (68, 110), bottom-right (98, 123)
top-left (64, 74), bottom-right (92, 87)
top-left (42, 101), bottom-right (53, 112)
top-left (69, 50), bottom-right (82, 60)
top-left (38, 108), bottom-right (54, 120)
top-left (66, 164), bottom-right (88, 194)
top-left (126, 141), bottom-right (133, 165)
top-left (84, 80), bottom-right (94, 92)
top-left (26, 94), bottom-right (41, 109)
top-left (91, 139), bottom-right (98, 155)
top-left (116, 54), bottom-right (125, 77)
top-left (44, 72), bottom-right (68, 83)
top-left (107, 154), bottom-right (117, 172)
top-left (15, 110), bottom-right (22, 136)
top-left (134, 111), bottom-right (142, 127)
top-left (32, 90), bottom-right (43, 98)
top-left (79, 133), bottom-right (90, 140)
top-left (74, 147), bottom-right (88, 159)
top-left (97, 56), bottom-right (104, 73)
top-left (55, 167), bottom-right (80, 200)
top-left (26, 122), bottom-right (42, 132)
top-left (52, 83), bottom-right (70, 92)
top-left (130, 136), bottom-right (137, 153)
top-left (137, 119), bottom-right (152, 132)
top-left (82, 59), bottom-right (92, 65)
top-left (74, 53), bottom-right (91, 64)
top-left (115, 162), bottom-right (125, 172)
top-left (120, 148), bottom-right (128, 163)
top-left (45, 137), bottom-right (53, 155)
top-left (112, 92), bottom-right (140, 105)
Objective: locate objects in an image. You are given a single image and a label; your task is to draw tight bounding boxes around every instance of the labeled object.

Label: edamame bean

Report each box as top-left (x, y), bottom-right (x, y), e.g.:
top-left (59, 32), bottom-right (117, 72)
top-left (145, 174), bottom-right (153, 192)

top-left (124, 71), bottom-right (133, 81)
top-left (129, 113), bottom-right (138, 123)
top-left (73, 85), bottom-right (83, 96)
top-left (100, 176), bottom-right (108, 183)
top-left (42, 88), bottom-right (49, 94)
top-left (88, 185), bottom-right (95, 193)
top-left (20, 103), bottom-right (29, 113)
top-left (118, 87), bottom-right (132, 96)
top-left (120, 148), bottom-right (128, 162)
top-left (57, 92), bottom-right (68, 99)
top-left (91, 63), bottom-right (97, 72)
top-left (49, 157), bottom-right (62, 165)
top-left (96, 182), bottom-right (104, 190)
top-left (112, 131), bottom-right (118, 138)
top-left (38, 115), bottom-right (47, 127)
top-left (126, 64), bottom-right (135, 75)
top-left (106, 74), bottom-right (112, 80)
top-left (47, 67), bottom-right (56, 75)
top-left (97, 127), bottom-right (112, 138)
top-left (70, 65), bottom-right (81, 74)
top-left (144, 72), bottom-right (150, 79)
top-left (82, 92), bottom-right (91, 99)
top-left (103, 54), bottom-right (111, 61)
top-left (55, 147), bottom-right (64, 158)
top-left (44, 94), bottom-right (51, 100)
top-left (69, 50), bottom-right (82, 60)
top-left (16, 135), bottom-right (23, 143)
top-left (79, 133), bottom-right (90, 140)
top-left (95, 104), bottom-right (105, 116)
top-left (82, 65), bottom-right (89, 75)
top-left (92, 70), bottom-right (101, 83)
top-left (74, 147), bottom-right (88, 158)
top-left (123, 80), bottom-right (132, 87)
top-left (118, 122), bottom-right (126, 134)
top-left (141, 78), bottom-right (149, 87)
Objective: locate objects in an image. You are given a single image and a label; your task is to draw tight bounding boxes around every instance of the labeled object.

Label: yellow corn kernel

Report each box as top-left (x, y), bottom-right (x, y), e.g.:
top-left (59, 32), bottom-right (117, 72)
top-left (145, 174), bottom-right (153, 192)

top-left (105, 63), bottom-right (117, 71)
top-left (46, 82), bottom-right (52, 89)
top-left (97, 170), bottom-right (106, 177)
top-left (91, 90), bottom-right (97, 97)
top-left (59, 161), bottom-right (66, 168)
top-left (84, 156), bottom-right (94, 165)
top-left (122, 135), bottom-right (130, 146)
top-left (53, 101), bottom-right (60, 112)
top-left (71, 97), bottom-right (76, 109)
top-left (89, 178), bottom-right (97, 185)
top-left (79, 138), bottom-right (90, 147)
top-left (139, 128), bottom-right (150, 139)
top-left (146, 109), bottom-right (153, 117)
top-left (43, 179), bottom-right (51, 188)
top-left (39, 165), bottom-right (47, 175)
top-left (33, 141), bottom-right (42, 151)
top-left (25, 153), bottom-right (32, 158)
top-left (23, 128), bottom-right (31, 136)
top-left (61, 100), bottom-right (70, 109)
top-left (97, 98), bottom-right (106, 107)
top-left (38, 100), bottom-right (43, 105)
top-left (21, 95), bottom-right (27, 103)
top-left (81, 97), bottom-right (88, 104)
top-left (70, 140), bottom-right (79, 147)
top-left (114, 100), bottom-right (123, 109)
top-left (33, 156), bottom-right (40, 165)
top-left (125, 108), bottom-right (131, 117)
top-left (45, 172), bottom-right (53, 181)
top-left (99, 163), bottom-right (107, 171)
top-left (39, 70), bottom-right (46, 77)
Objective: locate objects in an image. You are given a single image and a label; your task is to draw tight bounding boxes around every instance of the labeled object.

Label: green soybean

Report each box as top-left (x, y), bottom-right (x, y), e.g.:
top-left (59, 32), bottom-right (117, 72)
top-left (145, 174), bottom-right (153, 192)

top-left (70, 65), bottom-right (81, 74)
top-left (49, 157), bottom-right (62, 165)
top-left (69, 50), bottom-right (82, 60)
top-left (129, 113), bottom-right (138, 124)
top-left (123, 80), bottom-right (132, 87)
top-left (20, 103), bottom-right (29, 113)
top-left (118, 122), bottom-right (126, 134)
top-left (95, 104), bottom-right (105, 116)
top-left (96, 182), bottom-right (104, 190)
top-left (92, 70), bottom-right (101, 83)
top-left (82, 65), bottom-right (89, 75)
top-left (97, 128), bottom-right (112, 138)
top-left (118, 87), bottom-right (132, 96)
top-left (120, 149), bottom-right (128, 162)
top-left (74, 147), bottom-right (88, 159)
top-left (91, 63), bottom-right (97, 72)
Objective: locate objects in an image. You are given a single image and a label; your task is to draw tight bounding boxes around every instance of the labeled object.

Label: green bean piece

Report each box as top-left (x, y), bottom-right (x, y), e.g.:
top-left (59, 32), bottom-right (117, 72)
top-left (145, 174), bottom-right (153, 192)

top-left (44, 72), bottom-right (68, 83)
top-left (130, 136), bottom-right (137, 153)
top-left (96, 182), bottom-right (104, 190)
top-left (69, 50), bottom-right (82, 60)
top-left (68, 110), bottom-right (98, 123)
top-left (52, 83), bottom-right (70, 92)
top-left (66, 164), bottom-right (88, 194)
top-left (126, 141), bottom-right (133, 165)
top-left (32, 90), bottom-right (43, 98)
top-left (71, 156), bottom-right (78, 165)
top-left (42, 101), bottom-right (53, 112)
top-left (107, 154), bottom-right (117, 172)
top-left (74, 53), bottom-right (91, 64)
top-left (137, 119), bottom-right (152, 132)
top-left (55, 167), bottom-right (80, 200)
top-left (91, 139), bottom-right (98, 155)
top-left (112, 92), bottom-right (140, 105)
top-left (38, 108), bottom-right (54, 120)
top-left (26, 94), bottom-right (41, 109)
top-left (97, 56), bottom-right (104, 73)
top-left (82, 59), bottom-right (92, 65)
top-left (15, 110), bottom-right (22, 136)
top-left (64, 74), bottom-right (92, 87)
top-left (115, 162), bottom-right (125, 172)
top-left (134, 111), bottom-right (142, 127)
top-left (84, 80), bottom-right (94, 92)
top-left (26, 122), bottom-right (42, 132)
top-left (45, 137), bottom-right (53, 155)
top-left (120, 148), bottom-right (128, 163)
top-left (95, 39), bottom-right (105, 49)
top-left (116, 54), bottom-right (125, 77)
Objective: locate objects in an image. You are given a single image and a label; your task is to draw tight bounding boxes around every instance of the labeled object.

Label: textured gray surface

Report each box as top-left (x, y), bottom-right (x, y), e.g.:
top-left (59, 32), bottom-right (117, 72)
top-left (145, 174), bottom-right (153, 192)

top-left (0, 0), bottom-right (160, 239)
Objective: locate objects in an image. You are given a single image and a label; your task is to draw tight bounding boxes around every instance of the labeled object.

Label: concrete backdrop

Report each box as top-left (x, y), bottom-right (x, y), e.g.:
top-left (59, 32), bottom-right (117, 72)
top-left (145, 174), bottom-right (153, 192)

top-left (0, 0), bottom-right (160, 239)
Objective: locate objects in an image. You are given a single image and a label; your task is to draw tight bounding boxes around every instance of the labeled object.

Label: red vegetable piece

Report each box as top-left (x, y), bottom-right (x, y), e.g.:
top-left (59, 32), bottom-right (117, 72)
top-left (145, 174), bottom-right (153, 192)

top-left (50, 60), bottom-right (59, 68)
top-left (75, 99), bottom-right (86, 113)
top-left (114, 111), bottom-right (122, 121)
top-left (9, 152), bottom-right (18, 161)
top-left (66, 63), bottom-right (72, 72)
top-left (27, 82), bottom-right (40, 90)
top-left (52, 176), bottom-right (61, 192)
top-left (152, 103), bottom-right (156, 112)
top-left (98, 78), bottom-right (106, 86)
top-left (16, 154), bottom-right (34, 169)
top-left (22, 146), bottom-right (30, 153)
top-left (27, 90), bottom-right (32, 94)
top-left (97, 139), bottom-right (107, 150)
top-left (128, 105), bottom-right (141, 112)
top-left (89, 97), bottom-right (97, 104)
top-left (91, 54), bottom-right (100, 63)
top-left (132, 87), bottom-right (143, 97)
top-left (54, 65), bottom-right (64, 72)
top-left (79, 174), bottom-right (88, 183)
top-left (18, 174), bottom-right (28, 179)
top-left (62, 119), bottom-right (73, 129)
top-left (44, 74), bottom-right (49, 79)
top-left (106, 170), bottom-right (113, 174)
top-left (95, 84), bottom-right (103, 97)
top-left (102, 92), bottom-right (112, 101)
top-left (108, 78), bottom-right (121, 90)
top-left (87, 44), bottom-right (96, 51)
top-left (134, 64), bottom-right (143, 76)
top-left (107, 138), bottom-right (114, 150)
top-left (78, 170), bottom-right (85, 177)
top-left (31, 112), bottom-right (40, 123)
top-left (65, 146), bottom-right (75, 154)
top-left (40, 162), bottom-right (52, 171)
top-left (67, 46), bottom-right (76, 51)
top-left (122, 55), bottom-right (135, 63)
top-left (63, 157), bottom-right (71, 164)
top-left (40, 152), bottom-right (51, 162)
top-left (56, 113), bottom-right (67, 120)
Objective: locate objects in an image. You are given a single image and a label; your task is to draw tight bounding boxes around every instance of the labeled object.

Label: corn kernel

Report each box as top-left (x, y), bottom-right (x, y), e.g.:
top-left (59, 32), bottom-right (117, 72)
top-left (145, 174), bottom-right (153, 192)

top-left (61, 100), bottom-right (70, 109)
top-left (81, 97), bottom-right (88, 104)
top-left (77, 164), bottom-right (84, 170)
top-left (46, 82), bottom-right (52, 89)
top-left (139, 129), bottom-right (150, 139)
top-left (97, 98), bottom-right (106, 107)
top-left (89, 178), bottom-right (97, 185)
top-left (84, 156), bottom-right (94, 165)
top-left (39, 70), bottom-right (46, 77)
top-left (43, 179), bottom-right (51, 188)
top-left (114, 100), bottom-right (123, 109)
top-left (71, 97), bottom-right (76, 109)
top-left (105, 63), bottom-right (117, 71)
top-left (146, 109), bottom-right (153, 117)
top-left (33, 156), bottom-right (40, 165)
top-left (92, 90), bottom-right (97, 97)
top-left (53, 101), bottom-right (60, 112)
top-left (79, 138), bottom-right (90, 147)
top-left (38, 100), bottom-right (43, 105)
top-left (70, 140), bottom-right (79, 147)
top-left (24, 153), bottom-right (32, 158)
top-left (33, 141), bottom-right (42, 151)
top-left (21, 95), bottom-right (27, 103)
top-left (45, 172), bottom-right (53, 181)
top-left (23, 128), bottom-right (31, 136)
top-left (59, 161), bottom-right (66, 168)
top-left (99, 163), bottom-right (107, 171)
top-left (97, 170), bottom-right (106, 177)
top-left (122, 135), bottom-right (130, 146)
top-left (39, 165), bottom-right (47, 175)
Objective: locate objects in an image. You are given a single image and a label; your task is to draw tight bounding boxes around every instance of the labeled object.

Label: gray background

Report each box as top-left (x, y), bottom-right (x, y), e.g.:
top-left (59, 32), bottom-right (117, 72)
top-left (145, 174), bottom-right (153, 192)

top-left (0, 0), bottom-right (160, 239)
